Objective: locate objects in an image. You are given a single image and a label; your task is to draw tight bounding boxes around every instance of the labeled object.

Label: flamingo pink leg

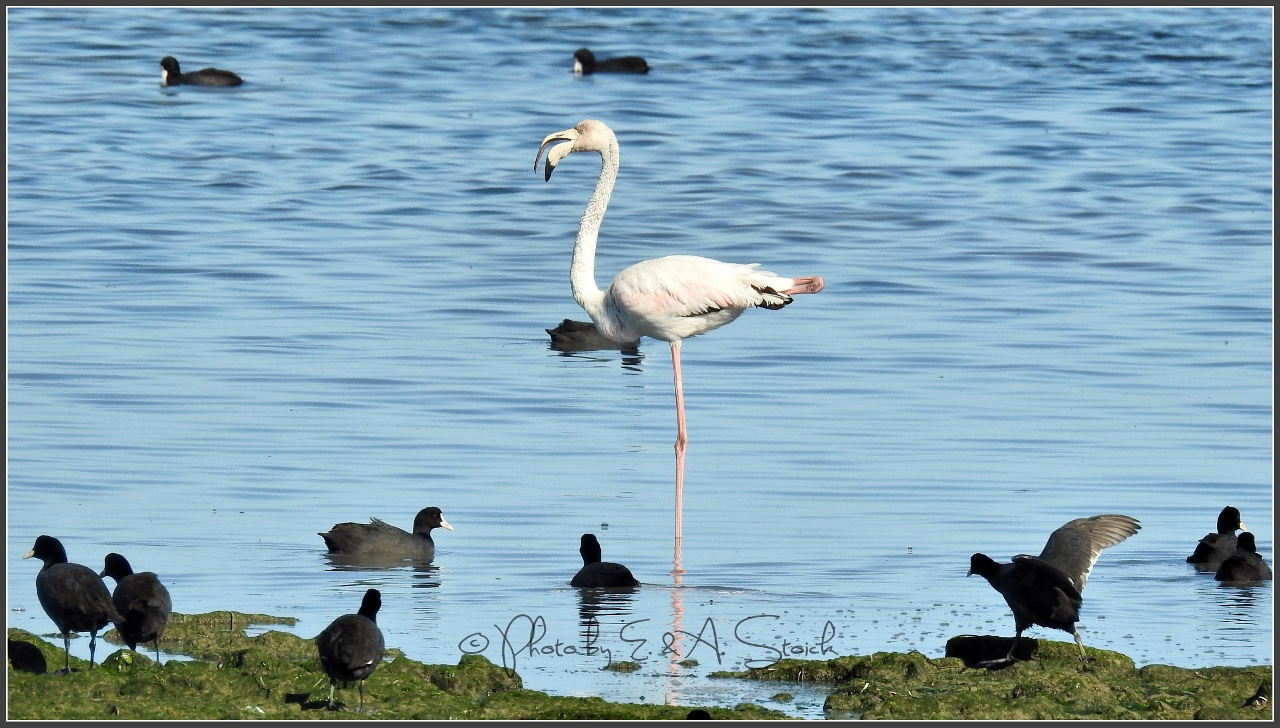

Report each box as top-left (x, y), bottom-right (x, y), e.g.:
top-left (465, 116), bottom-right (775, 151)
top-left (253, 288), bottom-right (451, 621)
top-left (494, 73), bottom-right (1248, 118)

top-left (671, 340), bottom-right (687, 574)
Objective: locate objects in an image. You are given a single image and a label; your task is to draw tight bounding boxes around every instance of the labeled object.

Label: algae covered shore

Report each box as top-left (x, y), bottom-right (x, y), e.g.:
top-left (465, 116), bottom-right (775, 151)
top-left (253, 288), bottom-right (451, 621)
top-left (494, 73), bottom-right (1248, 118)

top-left (715, 636), bottom-right (1272, 720)
top-left (6, 611), bottom-right (786, 720)
top-left (7, 612), bottom-right (1272, 720)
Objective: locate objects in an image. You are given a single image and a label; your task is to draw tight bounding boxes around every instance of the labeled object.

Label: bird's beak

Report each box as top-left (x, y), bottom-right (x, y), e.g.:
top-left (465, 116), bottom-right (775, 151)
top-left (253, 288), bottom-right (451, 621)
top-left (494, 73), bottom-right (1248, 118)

top-left (1240, 522), bottom-right (1248, 531)
top-left (22, 549), bottom-right (35, 559)
top-left (439, 518), bottom-right (454, 531)
top-left (535, 128), bottom-right (580, 181)
top-left (573, 58), bottom-right (583, 75)
top-left (966, 568), bottom-right (973, 577)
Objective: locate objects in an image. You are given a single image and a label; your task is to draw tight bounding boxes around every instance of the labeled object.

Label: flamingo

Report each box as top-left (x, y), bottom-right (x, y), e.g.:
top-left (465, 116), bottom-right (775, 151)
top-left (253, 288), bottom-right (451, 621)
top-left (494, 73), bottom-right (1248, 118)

top-left (534, 119), bottom-right (824, 560)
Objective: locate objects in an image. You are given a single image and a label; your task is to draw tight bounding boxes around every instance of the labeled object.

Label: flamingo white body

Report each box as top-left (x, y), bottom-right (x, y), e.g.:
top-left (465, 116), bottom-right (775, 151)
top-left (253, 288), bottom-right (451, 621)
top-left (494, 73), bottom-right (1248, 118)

top-left (536, 119), bottom-right (824, 560)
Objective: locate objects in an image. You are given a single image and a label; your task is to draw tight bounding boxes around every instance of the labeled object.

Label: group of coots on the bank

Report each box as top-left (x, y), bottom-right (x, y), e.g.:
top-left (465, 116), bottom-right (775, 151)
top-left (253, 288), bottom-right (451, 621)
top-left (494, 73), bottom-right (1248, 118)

top-left (21, 536), bottom-right (171, 675)
top-left (158, 46), bottom-right (647, 89)
top-left (19, 504), bottom-right (1268, 710)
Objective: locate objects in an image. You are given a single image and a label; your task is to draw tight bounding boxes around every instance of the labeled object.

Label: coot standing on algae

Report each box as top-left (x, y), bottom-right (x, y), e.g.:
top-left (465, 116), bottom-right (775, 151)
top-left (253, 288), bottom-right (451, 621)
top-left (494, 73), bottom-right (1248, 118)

top-left (160, 56), bottom-right (243, 87)
top-left (99, 553), bottom-right (173, 663)
top-left (316, 589), bottom-right (385, 713)
top-left (1215, 532), bottom-right (1272, 583)
top-left (22, 535), bottom-right (123, 674)
top-left (573, 48), bottom-right (649, 75)
top-left (967, 514), bottom-right (1141, 667)
top-left (319, 507), bottom-right (453, 561)
top-left (571, 534), bottom-right (640, 588)
top-left (1187, 506), bottom-right (1247, 572)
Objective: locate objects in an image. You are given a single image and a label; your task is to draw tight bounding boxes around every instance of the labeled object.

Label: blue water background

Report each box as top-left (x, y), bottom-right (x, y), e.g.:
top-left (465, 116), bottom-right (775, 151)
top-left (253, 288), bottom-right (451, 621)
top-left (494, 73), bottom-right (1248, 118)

top-left (6, 7), bottom-right (1272, 718)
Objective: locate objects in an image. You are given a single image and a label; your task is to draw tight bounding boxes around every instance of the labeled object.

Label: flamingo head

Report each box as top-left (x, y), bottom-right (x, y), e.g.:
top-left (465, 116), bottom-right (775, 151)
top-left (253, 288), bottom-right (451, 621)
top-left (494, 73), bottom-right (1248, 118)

top-left (535, 119), bottom-right (616, 181)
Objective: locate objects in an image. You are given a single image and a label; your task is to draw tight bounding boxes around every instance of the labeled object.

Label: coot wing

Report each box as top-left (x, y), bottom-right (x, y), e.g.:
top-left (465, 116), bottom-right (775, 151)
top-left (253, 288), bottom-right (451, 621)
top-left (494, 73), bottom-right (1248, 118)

top-left (1035, 514), bottom-right (1140, 592)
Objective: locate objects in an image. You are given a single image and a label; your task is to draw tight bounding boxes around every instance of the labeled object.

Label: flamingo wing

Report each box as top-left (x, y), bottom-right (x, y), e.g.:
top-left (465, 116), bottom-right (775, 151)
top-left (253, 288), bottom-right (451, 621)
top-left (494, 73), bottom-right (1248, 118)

top-left (610, 255), bottom-right (796, 320)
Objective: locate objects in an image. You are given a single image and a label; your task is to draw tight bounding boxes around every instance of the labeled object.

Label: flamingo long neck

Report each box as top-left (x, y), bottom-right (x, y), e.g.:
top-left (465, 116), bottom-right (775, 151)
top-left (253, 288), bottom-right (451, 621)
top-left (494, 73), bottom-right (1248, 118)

top-left (570, 140), bottom-right (618, 322)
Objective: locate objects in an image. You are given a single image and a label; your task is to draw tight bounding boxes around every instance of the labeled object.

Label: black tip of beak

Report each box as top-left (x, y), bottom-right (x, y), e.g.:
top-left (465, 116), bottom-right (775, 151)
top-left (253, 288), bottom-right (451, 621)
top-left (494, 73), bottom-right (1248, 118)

top-left (544, 162), bottom-right (556, 181)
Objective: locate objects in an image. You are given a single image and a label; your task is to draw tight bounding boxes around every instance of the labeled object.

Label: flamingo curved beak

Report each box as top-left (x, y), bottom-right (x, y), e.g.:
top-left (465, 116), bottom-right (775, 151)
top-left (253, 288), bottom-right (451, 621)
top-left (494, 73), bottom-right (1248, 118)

top-left (536, 128), bottom-right (580, 181)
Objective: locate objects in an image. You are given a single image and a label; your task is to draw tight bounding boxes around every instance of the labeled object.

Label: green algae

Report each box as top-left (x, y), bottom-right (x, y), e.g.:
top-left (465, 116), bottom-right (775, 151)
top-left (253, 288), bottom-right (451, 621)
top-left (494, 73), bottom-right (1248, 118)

top-left (714, 636), bottom-right (1273, 720)
top-left (7, 612), bottom-right (791, 720)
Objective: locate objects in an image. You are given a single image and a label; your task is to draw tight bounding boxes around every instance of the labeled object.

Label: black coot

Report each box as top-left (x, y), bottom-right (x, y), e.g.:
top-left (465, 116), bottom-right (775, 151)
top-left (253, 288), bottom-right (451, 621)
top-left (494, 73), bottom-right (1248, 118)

top-left (316, 589), bottom-right (385, 713)
top-left (320, 507), bottom-right (453, 561)
top-left (160, 56), bottom-right (243, 87)
top-left (1187, 506), bottom-right (1246, 572)
top-left (571, 534), bottom-right (640, 588)
top-left (1215, 532), bottom-right (1272, 583)
top-left (100, 553), bottom-right (173, 663)
top-left (546, 318), bottom-right (640, 353)
top-left (22, 535), bottom-right (122, 674)
top-left (967, 514), bottom-right (1140, 667)
top-left (573, 48), bottom-right (649, 75)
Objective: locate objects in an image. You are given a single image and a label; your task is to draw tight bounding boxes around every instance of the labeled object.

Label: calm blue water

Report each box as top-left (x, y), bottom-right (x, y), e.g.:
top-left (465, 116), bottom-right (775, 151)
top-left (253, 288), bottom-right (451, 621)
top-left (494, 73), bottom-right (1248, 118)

top-left (6, 7), bottom-right (1272, 718)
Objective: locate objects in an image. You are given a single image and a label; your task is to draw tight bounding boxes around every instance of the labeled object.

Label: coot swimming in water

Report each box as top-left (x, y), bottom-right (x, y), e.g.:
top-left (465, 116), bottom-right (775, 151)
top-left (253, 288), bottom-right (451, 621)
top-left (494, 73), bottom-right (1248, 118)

top-left (573, 48), bottom-right (649, 75)
top-left (546, 318), bottom-right (640, 353)
top-left (316, 589), bottom-right (385, 713)
top-left (160, 56), bottom-right (243, 87)
top-left (100, 553), bottom-right (173, 663)
top-left (571, 534), bottom-right (640, 588)
top-left (1214, 532), bottom-right (1272, 583)
top-left (320, 506), bottom-right (453, 561)
top-left (1187, 506), bottom-right (1246, 572)
top-left (22, 535), bottom-right (122, 674)
top-left (967, 514), bottom-right (1140, 667)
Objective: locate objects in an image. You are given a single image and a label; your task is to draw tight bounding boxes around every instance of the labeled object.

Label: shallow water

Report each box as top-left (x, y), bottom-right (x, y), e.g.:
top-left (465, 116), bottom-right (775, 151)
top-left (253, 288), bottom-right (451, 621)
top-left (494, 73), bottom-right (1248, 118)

top-left (6, 7), bottom-right (1272, 719)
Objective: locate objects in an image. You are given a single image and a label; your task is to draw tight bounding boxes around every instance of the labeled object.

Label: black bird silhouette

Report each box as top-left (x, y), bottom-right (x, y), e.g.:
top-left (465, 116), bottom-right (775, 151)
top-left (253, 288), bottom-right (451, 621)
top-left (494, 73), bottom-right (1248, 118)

top-left (571, 534), bottom-right (640, 588)
top-left (8, 639), bottom-right (48, 674)
top-left (320, 507), bottom-right (453, 561)
top-left (1187, 506), bottom-right (1246, 572)
top-left (1214, 532), bottom-right (1272, 583)
top-left (22, 535), bottom-right (123, 674)
top-left (546, 318), bottom-right (640, 353)
top-left (316, 589), bottom-right (385, 712)
top-left (573, 48), bottom-right (649, 75)
top-left (100, 553), bottom-right (173, 663)
top-left (968, 514), bottom-right (1140, 667)
top-left (160, 56), bottom-right (243, 87)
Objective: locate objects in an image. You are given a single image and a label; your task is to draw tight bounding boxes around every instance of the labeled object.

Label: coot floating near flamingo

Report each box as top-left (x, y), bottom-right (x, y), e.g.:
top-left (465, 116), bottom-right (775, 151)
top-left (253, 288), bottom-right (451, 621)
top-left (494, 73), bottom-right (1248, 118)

top-left (571, 534), bottom-right (640, 588)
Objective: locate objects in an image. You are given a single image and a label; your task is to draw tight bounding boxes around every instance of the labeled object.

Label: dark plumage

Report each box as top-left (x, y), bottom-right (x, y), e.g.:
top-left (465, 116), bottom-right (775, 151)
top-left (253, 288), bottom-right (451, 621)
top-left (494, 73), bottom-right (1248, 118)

top-left (968, 514), bottom-right (1141, 667)
top-left (573, 48), bottom-right (649, 75)
top-left (1215, 532), bottom-right (1272, 583)
top-left (1187, 506), bottom-right (1246, 572)
top-left (571, 534), bottom-right (640, 588)
top-left (687, 708), bottom-right (712, 719)
top-left (100, 553), bottom-right (172, 663)
top-left (8, 639), bottom-right (48, 674)
top-left (316, 589), bottom-right (385, 713)
top-left (160, 56), bottom-right (243, 87)
top-left (22, 535), bottom-right (123, 674)
top-left (320, 506), bottom-right (453, 561)
top-left (546, 318), bottom-right (640, 353)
